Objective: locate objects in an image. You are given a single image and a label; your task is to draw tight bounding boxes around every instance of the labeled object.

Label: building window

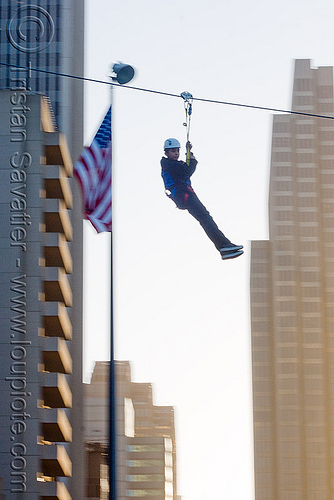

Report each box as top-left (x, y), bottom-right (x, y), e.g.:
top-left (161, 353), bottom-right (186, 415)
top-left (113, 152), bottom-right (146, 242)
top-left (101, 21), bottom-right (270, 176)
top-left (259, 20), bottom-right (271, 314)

top-left (165, 482), bottom-right (173, 496)
top-left (164, 452), bottom-right (172, 467)
top-left (126, 460), bottom-right (163, 467)
top-left (126, 474), bottom-right (165, 482)
top-left (164, 438), bottom-right (172, 452)
top-left (126, 490), bottom-right (163, 497)
top-left (165, 467), bottom-right (173, 482)
top-left (126, 444), bottom-right (164, 452)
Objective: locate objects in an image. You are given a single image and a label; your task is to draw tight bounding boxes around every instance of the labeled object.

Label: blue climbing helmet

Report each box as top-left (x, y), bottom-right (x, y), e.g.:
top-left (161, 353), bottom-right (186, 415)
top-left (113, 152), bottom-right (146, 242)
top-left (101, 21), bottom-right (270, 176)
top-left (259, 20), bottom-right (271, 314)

top-left (164, 138), bottom-right (181, 149)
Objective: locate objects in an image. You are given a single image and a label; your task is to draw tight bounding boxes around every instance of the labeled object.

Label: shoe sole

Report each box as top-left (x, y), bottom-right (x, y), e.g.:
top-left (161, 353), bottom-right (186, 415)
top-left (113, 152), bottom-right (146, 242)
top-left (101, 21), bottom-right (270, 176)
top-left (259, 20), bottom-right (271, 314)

top-left (220, 245), bottom-right (244, 253)
top-left (221, 250), bottom-right (244, 260)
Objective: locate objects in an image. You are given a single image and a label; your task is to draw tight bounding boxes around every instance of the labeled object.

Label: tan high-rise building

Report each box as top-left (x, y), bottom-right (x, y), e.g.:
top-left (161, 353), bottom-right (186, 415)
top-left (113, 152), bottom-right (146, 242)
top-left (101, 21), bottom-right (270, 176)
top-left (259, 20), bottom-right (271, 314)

top-left (0, 90), bottom-right (75, 499)
top-left (0, 2), bottom-right (85, 497)
top-left (251, 59), bottom-right (334, 499)
top-left (84, 361), bottom-right (178, 500)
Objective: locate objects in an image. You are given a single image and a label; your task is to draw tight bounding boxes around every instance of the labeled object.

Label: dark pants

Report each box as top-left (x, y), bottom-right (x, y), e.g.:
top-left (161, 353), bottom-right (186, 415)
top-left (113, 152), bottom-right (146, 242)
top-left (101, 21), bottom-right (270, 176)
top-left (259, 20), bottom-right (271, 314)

top-left (171, 189), bottom-right (231, 250)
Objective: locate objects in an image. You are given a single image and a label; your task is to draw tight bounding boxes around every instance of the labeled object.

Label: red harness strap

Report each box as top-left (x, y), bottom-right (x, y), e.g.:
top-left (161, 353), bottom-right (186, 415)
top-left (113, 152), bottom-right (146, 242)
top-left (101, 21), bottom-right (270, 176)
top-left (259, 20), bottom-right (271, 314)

top-left (183, 186), bottom-right (194, 204)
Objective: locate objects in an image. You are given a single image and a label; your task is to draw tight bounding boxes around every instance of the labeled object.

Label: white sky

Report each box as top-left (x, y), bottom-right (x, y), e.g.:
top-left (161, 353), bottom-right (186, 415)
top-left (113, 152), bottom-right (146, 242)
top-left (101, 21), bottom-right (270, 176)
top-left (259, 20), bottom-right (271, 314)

top-left (83, 1), bottom-right (334, 498)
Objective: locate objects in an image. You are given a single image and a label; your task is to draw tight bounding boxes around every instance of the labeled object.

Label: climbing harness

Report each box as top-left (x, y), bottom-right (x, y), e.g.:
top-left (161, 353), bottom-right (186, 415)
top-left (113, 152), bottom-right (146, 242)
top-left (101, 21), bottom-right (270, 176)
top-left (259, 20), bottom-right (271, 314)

top-left (181, 91), bottom-right (193, 165)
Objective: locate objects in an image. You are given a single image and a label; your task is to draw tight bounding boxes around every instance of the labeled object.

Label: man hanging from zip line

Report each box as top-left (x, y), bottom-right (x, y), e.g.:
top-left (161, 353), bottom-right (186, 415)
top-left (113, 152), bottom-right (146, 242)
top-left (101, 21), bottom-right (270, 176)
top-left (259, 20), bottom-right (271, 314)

top-left (161, 138), bottom-right (243, 260)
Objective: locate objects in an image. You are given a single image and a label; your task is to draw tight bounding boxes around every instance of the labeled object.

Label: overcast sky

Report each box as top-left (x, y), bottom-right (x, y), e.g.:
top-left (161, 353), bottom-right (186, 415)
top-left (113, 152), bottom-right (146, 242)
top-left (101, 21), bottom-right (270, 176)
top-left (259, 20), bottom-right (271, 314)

top-left (83, 1), bottom-right (334, 498)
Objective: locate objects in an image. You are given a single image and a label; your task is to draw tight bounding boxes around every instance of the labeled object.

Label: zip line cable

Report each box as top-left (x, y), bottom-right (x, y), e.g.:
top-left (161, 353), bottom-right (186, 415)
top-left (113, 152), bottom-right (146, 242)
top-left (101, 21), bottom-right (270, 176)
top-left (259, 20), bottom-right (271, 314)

top-left (2, 60), bottom-right (334, 121)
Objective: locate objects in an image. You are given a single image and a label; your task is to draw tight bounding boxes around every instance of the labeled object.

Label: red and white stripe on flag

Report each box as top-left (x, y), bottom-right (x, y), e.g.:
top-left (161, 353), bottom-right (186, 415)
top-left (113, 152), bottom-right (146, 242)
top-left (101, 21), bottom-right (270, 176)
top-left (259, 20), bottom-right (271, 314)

top-left (74, 106), bottom-right (112, 233)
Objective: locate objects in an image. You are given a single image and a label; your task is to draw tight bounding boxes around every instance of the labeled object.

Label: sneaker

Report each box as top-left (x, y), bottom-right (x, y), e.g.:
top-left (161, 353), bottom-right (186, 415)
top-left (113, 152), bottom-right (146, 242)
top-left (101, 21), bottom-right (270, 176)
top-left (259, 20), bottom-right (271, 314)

top-left (221, 249), bottom-right (244, 260)
top-left (219, 244), bottom-right (244, 253)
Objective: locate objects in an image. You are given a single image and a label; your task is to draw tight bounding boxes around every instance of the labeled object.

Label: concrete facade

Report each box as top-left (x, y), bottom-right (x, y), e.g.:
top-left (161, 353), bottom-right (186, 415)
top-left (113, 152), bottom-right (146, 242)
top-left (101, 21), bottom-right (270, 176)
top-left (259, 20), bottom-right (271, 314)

top-left (0, 2), bottom-right (85, 497)
top-left (0, 90), bottom-right (75, 498)
top-left (251, 59), bottom-right (334, 499)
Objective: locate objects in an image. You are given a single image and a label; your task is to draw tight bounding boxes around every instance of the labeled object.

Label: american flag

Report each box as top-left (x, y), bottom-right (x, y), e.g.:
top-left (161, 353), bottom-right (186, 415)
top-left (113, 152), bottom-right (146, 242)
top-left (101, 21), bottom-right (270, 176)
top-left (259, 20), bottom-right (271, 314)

top-left (74, 107), bottom-right (112, 233)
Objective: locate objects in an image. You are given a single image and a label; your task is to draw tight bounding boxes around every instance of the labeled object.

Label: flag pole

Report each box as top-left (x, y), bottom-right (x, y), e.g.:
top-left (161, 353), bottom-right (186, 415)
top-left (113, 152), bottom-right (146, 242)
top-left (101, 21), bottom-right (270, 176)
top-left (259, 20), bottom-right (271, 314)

top-left (109, 63), bottom-right (135, 500)
top-left (110, 246), bottom-right (116, 500)
top-left (109, 79), bottom-right (117, 500)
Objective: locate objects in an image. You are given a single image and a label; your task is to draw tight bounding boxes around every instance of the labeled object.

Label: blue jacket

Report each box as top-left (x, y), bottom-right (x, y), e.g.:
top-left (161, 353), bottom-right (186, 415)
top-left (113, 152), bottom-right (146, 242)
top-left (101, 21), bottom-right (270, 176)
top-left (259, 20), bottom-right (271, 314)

top-left (161, 156), bottom-right (198, 198)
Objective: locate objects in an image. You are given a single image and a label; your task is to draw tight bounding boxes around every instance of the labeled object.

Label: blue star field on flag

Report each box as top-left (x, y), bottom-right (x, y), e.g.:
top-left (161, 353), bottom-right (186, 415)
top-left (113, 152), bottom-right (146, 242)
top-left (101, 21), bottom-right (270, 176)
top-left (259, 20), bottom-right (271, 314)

top-left (95, 107), bottom-right (111, 149)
